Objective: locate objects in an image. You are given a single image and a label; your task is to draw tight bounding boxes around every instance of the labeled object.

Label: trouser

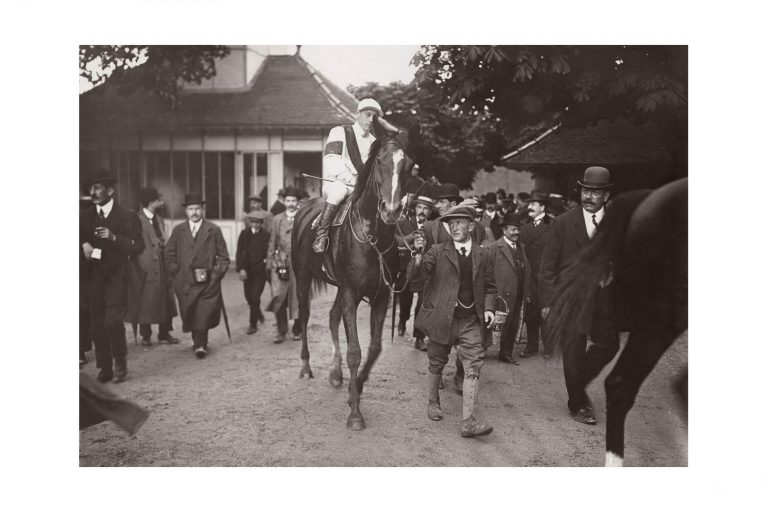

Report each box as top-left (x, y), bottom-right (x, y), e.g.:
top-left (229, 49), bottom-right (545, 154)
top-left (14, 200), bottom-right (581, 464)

top-left (399, 288), bottom-right (425, 339)
top-left (427, 315), bottom-right (486, 378)
top-left (244, 269), bottom-right (267, 327)
top-left (192, 329), bottom-right (209, 349)
top-left (275, 306), bottom-right (301, 336)
top-left (80, 308), bottom-right (92, 356)
top-left (139, 322), bottom-right (173, 340)
top-left (93, 319), bottom-right (127, 371)
top-left (563, 287), bottom-right (620, 412)
top-left (499, 296), bottom-right (524, 357)
top-left (523, 294), bottom-right (550, 354)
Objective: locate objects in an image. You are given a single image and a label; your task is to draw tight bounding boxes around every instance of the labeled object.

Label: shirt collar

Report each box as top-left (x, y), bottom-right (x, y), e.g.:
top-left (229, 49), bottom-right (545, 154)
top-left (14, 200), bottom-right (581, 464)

top-left (143, 208), bottom-right (154, 220)
top-left (189, 218), bottom-right (202, 229)
top-left (98, 198), bottom-right (114, 217)
top-left (353, 122), bottom-right (373, 139)
top-left (583, 206), bottom-right (606, 224)
top-left (533, 212), bottom-right (546, 222)
top-left (285, 209), bottom-right (297, 219)
top-left (504, 236), bottom-right (518, 249)
top-left (453, 239), bottom-right (472, 255)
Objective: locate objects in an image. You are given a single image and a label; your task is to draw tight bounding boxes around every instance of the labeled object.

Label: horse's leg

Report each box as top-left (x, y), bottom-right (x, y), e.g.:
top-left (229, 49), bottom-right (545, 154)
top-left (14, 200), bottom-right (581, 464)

top-left (297, 268), bottom-right (314, 379)
top-left (328, 289), bottom-right (344, 388)
top-left (340, 287), bottom-right (364, 430)
top-left (357, 291), bottom-right (389, 395)
top-left (604, 329), bottom-right (677, 466)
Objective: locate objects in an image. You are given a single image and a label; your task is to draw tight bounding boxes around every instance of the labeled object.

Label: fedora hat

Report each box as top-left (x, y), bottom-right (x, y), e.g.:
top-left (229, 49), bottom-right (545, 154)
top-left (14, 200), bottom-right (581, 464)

top-left (433, 183), bottom-right (463, 203)
top-left (578, 166), bottom-right (613, 189)
top-left (84, 172), bottom-right (117, 188)
top-left (182, 193), bottom-right (206, 207)
top-left (139, 186), bottom-right (161, 205)
top-left (440, 205), bottom-right (475, 223)
top-left (498, 211), bottom-right (523, 227)
top-left (529, 190), bottom-right (550, 204)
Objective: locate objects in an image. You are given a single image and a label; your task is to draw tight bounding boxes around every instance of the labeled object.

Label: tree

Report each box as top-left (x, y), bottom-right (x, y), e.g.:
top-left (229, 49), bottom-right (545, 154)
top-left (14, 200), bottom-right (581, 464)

top-left (412, 45), bottom-right (688, 162)
top-left (348, 81), bottom-right (505, 188)
top-left (79, 45), bottom-right (231, 107)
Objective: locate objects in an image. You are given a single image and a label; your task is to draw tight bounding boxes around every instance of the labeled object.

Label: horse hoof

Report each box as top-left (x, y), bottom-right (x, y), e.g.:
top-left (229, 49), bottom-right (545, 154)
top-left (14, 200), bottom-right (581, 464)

top-left (329, 372), bottom-right (343, 388)
top-left (346, 416), bottom-right (365, 430)
top-left (299, 367), bottom-right (314, 379)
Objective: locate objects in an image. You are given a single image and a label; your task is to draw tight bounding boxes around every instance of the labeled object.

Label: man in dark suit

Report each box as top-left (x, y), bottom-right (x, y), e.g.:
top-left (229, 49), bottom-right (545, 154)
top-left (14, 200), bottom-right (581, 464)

top-left (540, 166), bottom-right (619, 425)
top-left (80, 174), bottom-right (144, 383)
top-left (237, 210), bottom-right (270, 335)
top-left (480, 192), bottom-right (502, 240)
top-left (519, 190), bottom-right (552, 358)
top-left (396, 193), bottom-right (434, 350)
top-left (165, 193), bottom-right (230, 359)
top-left (128, 187), bottom-right (179, 346)
top-left (490, 212), bottom-right (531, 364)
top-left (410, 205), bottom-right (497, 438)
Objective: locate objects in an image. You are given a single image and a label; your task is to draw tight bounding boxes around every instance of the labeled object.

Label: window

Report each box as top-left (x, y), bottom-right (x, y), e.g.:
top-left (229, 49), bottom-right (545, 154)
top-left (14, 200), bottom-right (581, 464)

top-left (243, 152), bottom-right (269, 209)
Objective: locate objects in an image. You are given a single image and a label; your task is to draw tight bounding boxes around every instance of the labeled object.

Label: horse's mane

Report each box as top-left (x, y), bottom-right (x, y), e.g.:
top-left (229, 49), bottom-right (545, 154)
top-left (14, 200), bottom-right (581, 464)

top-left (349, 137), bottom-right (384, 203)
top-left (545, 190), bottom-right (651, 356)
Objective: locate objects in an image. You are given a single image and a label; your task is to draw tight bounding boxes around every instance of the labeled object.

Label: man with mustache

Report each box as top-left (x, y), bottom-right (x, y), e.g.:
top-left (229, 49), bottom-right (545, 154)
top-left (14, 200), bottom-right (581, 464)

top-left (80, 173), bottom-right (144, 382)
top-left (540, 167), bottom-right (619, 425)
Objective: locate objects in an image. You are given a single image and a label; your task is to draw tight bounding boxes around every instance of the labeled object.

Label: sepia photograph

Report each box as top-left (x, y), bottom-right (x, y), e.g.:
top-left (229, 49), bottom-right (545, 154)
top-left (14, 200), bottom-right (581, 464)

top-left (78, 44), bottom-right (687, 467)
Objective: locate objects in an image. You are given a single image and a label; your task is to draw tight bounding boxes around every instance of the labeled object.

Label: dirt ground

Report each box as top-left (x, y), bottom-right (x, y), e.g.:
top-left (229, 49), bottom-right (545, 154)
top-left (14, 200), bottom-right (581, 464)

top-left (79, 271), bottom-right (687, 467)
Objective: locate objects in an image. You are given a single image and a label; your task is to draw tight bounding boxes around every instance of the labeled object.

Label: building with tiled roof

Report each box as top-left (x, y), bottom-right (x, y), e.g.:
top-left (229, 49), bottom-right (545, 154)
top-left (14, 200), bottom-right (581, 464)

top-left (499, 118), bottom-right (686, 196)
top-left (80, 45), bottom-right (360, 253)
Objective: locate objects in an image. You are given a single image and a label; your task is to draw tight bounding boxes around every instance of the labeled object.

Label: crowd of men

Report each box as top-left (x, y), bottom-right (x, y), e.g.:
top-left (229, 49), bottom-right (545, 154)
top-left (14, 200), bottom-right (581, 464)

top-left (79, 97), bottom-right (618, 439)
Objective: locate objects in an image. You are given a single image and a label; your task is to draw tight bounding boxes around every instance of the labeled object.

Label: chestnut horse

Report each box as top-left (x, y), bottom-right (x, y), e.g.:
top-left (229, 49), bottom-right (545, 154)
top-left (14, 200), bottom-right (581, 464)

top-left (546, 178), bottom-right (688, 466)
top-left (292, 126), bottom-right (416, 430)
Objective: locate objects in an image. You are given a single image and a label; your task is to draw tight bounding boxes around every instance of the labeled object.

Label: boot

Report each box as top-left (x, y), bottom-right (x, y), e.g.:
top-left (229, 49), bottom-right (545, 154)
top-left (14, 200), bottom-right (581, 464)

top-left (312, 202), bottom-right (340, 253)
top-left (113, 359), bottom-right (128, 383)
top-left (427, 373), bottom-right (443, 421)
top-left (460, 376), bottom-right (493, 438)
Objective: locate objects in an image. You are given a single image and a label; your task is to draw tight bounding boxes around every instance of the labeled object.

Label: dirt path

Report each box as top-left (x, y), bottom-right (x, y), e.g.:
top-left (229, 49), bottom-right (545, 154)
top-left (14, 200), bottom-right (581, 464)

top-left (79, 272), bottom-right (687, 466)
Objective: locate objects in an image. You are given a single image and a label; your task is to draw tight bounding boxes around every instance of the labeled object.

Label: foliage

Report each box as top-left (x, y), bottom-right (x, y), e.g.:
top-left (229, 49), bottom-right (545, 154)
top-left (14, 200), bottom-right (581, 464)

top-left (348, 81), bottom-right (504, 188)
top-left (79, 45), bottom-right (231, 107)
top-left (412, 45), bottom-right (688, 159)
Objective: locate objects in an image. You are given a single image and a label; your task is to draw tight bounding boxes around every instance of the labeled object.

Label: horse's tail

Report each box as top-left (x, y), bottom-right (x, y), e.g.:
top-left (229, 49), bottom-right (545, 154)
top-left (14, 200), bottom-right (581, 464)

top-left (545, 190), bottom-right (652, 356)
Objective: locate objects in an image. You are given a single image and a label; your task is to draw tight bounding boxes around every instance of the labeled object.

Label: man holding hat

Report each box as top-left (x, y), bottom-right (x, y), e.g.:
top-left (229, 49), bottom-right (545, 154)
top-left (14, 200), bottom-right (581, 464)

top-left (236, 209), bottom-right (270, 335)
top-left (313, 97), bottom-right (400, 253)
top-left (540, 166), bottom-right (619, 425)
top-left (490, 211), bottom-right (531, 364)
top-left (267, 186), bottom-right (302, 343)
top-left (127, 187), bottom-right (179, 346)
top-left (519, 190), bottom-right (552, 359)
top-left (410, 205), bottom-right (497, 438)
top-left (165, 193), bottom-right (230, 359)
top-left (80, 173), bottom-right (144, 383)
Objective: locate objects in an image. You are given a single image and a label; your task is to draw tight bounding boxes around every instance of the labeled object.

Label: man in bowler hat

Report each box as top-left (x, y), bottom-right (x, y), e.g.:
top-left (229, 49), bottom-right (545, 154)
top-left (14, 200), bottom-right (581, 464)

top-left (165, 193), bottom-right (230, 358)
top-left (540, 166), bottom-right (619, 425)
top-left (80, 173), bottom-right (144, 382)
top-left (237, 209), bottom-right (270, 334)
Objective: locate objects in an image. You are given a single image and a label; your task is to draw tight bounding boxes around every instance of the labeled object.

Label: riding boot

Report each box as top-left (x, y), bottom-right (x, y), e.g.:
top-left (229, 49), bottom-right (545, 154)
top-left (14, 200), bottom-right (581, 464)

top-left (460, 376), bottom-right (493, 438)
top-left (313, 202), bottom-right (340, 253)
top-left (427, 373), bottom-right (443, 421)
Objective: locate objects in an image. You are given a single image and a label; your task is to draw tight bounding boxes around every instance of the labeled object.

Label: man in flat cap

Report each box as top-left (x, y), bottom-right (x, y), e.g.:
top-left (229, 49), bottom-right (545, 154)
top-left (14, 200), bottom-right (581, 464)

top-left (410, 205), bottom-right (497, 438)
top-left (540, 166), bottom-right (619, 425)
top-left (237, 209), bottom-right (270, 335)
top-left (246, 193), bottom-right (273, 234)
top-left (165, 193), bottom-right (230, 358)
top-left (313, 98), bottom-right (400, 253)
top-left (80, 173), bottom-right (144, 383)
top-left (127, 187), bottom-right (179, 346)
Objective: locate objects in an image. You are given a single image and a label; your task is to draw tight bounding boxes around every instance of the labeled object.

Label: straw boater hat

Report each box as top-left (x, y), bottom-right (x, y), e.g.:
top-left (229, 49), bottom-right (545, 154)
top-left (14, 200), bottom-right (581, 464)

top-left (412, 195), bottom-right (435, 208)
top-left (578, 166), bottom-right (613, 189)
top-left (440, 205), bottom-right (476, 223)
top-left (182, 193), bottom-right (205, 206)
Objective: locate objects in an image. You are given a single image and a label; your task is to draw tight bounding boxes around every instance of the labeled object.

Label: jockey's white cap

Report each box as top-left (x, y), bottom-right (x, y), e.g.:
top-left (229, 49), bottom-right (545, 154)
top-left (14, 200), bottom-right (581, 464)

top-left (357, 98), bottom-right (383, 116)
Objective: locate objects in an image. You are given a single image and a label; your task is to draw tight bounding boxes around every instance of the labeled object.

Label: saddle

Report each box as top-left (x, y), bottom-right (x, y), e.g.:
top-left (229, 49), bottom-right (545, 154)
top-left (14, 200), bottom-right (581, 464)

top-left (310, 195), bottom-right (353, 230)
top-left (308, 196), bottom-right (354, 286)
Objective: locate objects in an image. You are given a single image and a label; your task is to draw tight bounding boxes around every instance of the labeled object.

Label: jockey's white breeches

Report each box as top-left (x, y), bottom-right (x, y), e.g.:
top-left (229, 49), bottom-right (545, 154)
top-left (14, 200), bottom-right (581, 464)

top-left (325, 170), bottom-right (357, 205)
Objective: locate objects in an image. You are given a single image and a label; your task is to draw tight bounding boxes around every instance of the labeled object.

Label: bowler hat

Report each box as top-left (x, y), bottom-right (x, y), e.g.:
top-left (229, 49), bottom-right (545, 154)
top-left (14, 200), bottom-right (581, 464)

top-left (578, 166), bottom-right (613, 189)
top-left (139, 186), bottom-right (160, 205)
top-left (499, 211), bottom-right (523, 227)
top-left (282, 186), bottom-right (301, 199)
top-left (246, 210), bottom-right (268, 221)
top-left (433, 183), bottom-right (463, 203)
top-left (182, 193), bottom-right (206, 207)
top-left (84, 172), bottom-right (117, 188)
top-left (529, 190), bottom-right (550, 204)
top-left (440, 205), bottom-right (475, 223)
top-left (484, 192), bottom-right (497, 204)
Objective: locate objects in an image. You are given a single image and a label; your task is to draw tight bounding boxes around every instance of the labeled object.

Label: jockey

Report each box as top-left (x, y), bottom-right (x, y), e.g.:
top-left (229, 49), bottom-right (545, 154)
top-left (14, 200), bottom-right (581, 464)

top-left (313, 98), bottom-right (399, 253)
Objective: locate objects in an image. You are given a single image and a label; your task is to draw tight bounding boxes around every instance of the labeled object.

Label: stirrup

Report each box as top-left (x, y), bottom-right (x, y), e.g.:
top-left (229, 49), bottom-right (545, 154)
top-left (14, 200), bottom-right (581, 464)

top-left (313, 235), bottom-right (329, 253)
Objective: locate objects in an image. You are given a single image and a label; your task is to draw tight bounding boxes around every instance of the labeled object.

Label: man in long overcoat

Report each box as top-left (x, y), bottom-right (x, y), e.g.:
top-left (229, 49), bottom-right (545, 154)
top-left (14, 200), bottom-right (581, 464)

top-left (126, 187), bottom-right (179, 346)
top-left (236, 209), bottom-right (270, 334)
top-left (489, 211), bottom-right (531, 364)
top-left (266, 186), bottom-right (301, 343)
top-left (540, 166), bottom-right (619, 425)
top-left (519, 190), bottom-right (552, 358)
top-left (80, 174), bottom-right (144, 383)
top-left (165, 193), bottom-right (230, 358)
top-left (410, 205), bottom-right (497, 438)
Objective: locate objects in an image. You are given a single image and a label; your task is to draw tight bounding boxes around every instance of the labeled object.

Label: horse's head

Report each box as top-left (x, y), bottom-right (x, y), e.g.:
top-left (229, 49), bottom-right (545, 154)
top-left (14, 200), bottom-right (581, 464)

top-left (363, 125), bottom-right (419, 225)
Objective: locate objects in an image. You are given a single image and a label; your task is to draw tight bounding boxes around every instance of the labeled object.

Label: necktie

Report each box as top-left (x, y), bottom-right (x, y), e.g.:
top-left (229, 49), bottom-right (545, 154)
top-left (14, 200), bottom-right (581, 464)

top-left (98, 208), bottom-right (106, 220)
top-left (460, 247), bottom-right (467, 258)
top-left (152, 215), bottom-right (163, 241)
top-left (592, 214), bottom-right (598, 228)
top-left (191, 223), bottom-right (198, 238)
top-left (533, 219), bottom-right (540, 227)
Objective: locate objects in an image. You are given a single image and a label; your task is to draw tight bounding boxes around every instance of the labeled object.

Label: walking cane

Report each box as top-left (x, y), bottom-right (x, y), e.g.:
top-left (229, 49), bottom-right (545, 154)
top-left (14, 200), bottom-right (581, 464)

top-left (220, 295), bottom-right (233, 344)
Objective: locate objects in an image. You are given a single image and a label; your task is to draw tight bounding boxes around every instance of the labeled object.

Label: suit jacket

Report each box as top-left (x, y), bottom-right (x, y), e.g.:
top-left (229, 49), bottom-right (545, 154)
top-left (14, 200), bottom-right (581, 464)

top-left (266, 211), bottom-right (298, 317)
top-left (489, 237), bottom-right (531, 312)
top-left (409, 242), bottom-right (497, 346)
top-left (520, 214), bottom-right (552, 305)
top-left (539, 206), bottom-right (598, 333)
top-left (80, 201), bottom-right (144, 311)
top-left (236, 228), bottom-right (269, 273)
top-left (165, 219), bottom-right (230, 332)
